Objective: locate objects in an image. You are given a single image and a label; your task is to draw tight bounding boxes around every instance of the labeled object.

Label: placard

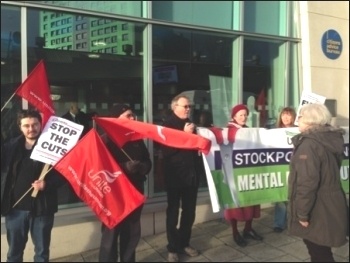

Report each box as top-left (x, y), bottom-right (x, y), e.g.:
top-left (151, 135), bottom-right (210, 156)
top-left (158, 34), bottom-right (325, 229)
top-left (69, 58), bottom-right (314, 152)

top-left (31, 116), bottom-right (83, 165)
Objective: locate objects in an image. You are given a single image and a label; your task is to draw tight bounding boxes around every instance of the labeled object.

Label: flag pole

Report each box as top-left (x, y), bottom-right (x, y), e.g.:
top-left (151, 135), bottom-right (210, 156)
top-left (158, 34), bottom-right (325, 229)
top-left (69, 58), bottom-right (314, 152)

top-left (12, 164), bottom-right (53, 208)
top-left (31, 163), bottom-right (51, 197)
top-left (12, 186), bottom-right (34, 208)
top-left (1, 92), bottom-right (17, 112)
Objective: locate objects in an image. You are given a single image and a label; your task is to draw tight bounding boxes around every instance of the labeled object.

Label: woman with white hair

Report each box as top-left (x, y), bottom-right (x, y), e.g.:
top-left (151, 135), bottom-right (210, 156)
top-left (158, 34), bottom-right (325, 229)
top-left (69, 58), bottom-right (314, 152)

top-left (288, 103), bottom-right (348, 262)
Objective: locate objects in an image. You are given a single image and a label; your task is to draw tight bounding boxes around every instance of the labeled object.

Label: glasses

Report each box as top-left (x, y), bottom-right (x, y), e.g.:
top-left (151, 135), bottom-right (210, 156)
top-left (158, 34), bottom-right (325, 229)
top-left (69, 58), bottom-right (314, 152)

top-left (176, 104), bottom-right (192, 109)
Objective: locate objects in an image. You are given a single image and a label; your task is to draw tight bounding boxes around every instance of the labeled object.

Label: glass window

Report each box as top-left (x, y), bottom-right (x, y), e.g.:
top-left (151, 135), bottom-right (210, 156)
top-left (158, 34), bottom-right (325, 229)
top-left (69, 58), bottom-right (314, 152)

top-left (244, 1), bottom-right (288, 36)
top-left (243, 38), bottom-right (288, 128)
top-left (26, 8), bottom-right (146, 206)
top-left (27, 1), bottom-right (142, 17)
top-left (152, 1), bottom-right (234, 30)
top-left (152, 25), bottom-right (236, 193)
top-left (1, 5), bottom-right (23, 143)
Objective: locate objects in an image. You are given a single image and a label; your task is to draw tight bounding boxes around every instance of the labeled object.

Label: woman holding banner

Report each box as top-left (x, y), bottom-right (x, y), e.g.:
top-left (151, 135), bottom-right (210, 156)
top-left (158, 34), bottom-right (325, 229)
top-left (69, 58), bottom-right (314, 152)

top-left (288, 103), bottom-right (348, 262)
top-left (225, 104), bottom-right (263, 247)
top-left (273, 107), bottom-right (297, 233)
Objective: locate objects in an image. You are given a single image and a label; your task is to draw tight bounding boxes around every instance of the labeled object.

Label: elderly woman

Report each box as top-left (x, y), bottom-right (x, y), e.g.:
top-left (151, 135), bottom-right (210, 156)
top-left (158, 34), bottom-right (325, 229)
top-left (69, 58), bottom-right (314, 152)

top-left (225, 104), bottom-right (263, 247)
top-left (288, 103), bottom-right (348, 262)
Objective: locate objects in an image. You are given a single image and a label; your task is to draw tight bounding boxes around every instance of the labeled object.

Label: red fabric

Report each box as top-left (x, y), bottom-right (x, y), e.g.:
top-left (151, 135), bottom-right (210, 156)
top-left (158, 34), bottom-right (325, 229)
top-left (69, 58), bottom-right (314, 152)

top-left (255, 89), bottom-right (267, 127)
top-left (224, 206), bottom-right (261, 221)
top-left (208, 126), bottom-right (239, 144)
top-left (53, 129), bottom-right (145, 229)
top-left (15, 60), bottom-right (55, 126)
top-left (94, 117), bottom-right (211, 155)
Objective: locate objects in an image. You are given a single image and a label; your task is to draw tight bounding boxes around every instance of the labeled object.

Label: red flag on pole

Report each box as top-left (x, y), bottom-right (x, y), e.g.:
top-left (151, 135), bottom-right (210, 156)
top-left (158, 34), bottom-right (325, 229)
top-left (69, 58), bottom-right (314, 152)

top-left (15, 60), bottom-right (55, 126)
top-left (53, 129), bottom-right (146, 229)
top-left (255, 89), bottom-right (267, 127)
top-left (94, 117), bottom-right (211, 154)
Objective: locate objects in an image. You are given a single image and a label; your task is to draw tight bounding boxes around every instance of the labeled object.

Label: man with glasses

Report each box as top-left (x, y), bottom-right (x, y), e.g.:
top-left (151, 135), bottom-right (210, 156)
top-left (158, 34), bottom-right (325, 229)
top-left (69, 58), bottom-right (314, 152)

top-left (98, 103), bottom-right (152, 262)
top-left (161, 95), bottom-right (205, 262)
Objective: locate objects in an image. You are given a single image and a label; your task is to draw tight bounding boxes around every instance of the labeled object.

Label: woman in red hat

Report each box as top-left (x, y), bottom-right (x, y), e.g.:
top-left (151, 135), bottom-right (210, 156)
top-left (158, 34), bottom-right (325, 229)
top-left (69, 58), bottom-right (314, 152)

top-left (225, 104), bottom-right (263, 247)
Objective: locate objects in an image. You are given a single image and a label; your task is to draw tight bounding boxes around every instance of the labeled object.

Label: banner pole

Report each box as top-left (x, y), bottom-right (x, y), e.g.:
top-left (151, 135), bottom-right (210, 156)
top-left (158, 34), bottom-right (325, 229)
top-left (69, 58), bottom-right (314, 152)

top-left (31, 163), bottom-right (51, 197)
top-left (1, 92), bottom-right (17, 112)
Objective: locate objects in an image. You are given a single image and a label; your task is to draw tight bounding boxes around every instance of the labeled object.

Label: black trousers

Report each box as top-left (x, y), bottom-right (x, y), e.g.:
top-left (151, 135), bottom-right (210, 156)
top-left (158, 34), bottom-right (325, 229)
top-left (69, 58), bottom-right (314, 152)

top-left (303, 239), bottom-right (335, 262)
top-left (98, 204), bottom-right (144, 262)
top-left (166, 185), bottom-right (198, 253)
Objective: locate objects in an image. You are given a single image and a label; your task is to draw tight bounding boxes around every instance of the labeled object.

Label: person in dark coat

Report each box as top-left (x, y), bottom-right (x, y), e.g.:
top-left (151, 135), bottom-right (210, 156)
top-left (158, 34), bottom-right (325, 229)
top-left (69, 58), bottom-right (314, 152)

top-left (61, 102), bottom-right (91, 138)
top-left (225, 104), bottom-right (263, 247)
top-left (161, 94), bottom-right (205, 262)
top-left (288, 103), bottom-right (348, 262)
top-left (98, 103), bottom-right (152, 262)
top-left (1, 109), bottom-right (66, 262)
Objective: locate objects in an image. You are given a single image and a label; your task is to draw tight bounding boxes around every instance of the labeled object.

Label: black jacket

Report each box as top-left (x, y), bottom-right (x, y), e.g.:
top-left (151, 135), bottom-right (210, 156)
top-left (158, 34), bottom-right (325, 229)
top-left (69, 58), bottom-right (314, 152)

top-left (1, 135), bottom-right (66, 216)
top-left (62, 111), bottom-right (91, 138)
top-left (161, 112), bottom-right (205, 188)
top-left (288, 125), bottom-right (348, 247)
top-left (105, 138), bottom-right (152, 194)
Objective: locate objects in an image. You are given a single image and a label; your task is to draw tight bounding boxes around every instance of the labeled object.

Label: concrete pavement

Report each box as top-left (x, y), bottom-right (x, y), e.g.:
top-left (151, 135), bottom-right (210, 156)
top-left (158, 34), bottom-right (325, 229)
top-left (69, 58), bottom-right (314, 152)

top-left (51, 206), bottom-right (349, 262)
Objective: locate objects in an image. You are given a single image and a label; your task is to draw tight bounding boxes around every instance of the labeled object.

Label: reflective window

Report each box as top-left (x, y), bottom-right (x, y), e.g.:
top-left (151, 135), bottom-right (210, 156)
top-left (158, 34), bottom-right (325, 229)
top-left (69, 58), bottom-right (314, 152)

top-left (243, 38), bottom-right (291, 128)
top-left (27, 1), bottom-right (142, 17)
top-left (1, 5), bottom-right (23, 142)
top-left (244, 1), bottom-right (288, 36)
top-left (153, 1), bottom-right (235, 30)
top-left (26, 8), bottom-right (146, 206)
top-left (152, 25), bottom-right (236, 193)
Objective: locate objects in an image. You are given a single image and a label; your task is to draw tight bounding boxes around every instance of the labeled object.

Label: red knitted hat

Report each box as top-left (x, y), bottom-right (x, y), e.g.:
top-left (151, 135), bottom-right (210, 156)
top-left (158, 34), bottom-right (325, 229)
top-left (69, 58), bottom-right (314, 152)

top-left (231, 104), bottom-right (249, 118)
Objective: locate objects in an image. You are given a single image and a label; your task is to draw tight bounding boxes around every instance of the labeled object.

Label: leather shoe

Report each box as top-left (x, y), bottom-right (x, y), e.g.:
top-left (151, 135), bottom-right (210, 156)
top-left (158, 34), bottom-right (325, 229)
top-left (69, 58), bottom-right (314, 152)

top-left (243, 229), bottom-right (263, 241)
top-left (273, 227), bottom-right (284, 233)
top-left (233, 233), bottom-right (247, 247)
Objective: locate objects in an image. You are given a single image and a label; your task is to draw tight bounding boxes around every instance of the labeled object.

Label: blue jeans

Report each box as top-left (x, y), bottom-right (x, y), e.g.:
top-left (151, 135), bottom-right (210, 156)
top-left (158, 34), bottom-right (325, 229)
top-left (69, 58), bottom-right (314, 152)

top-left (273, 202), bottom-right (287, 229)
top-left (5, 209), bottom-right (54, 262)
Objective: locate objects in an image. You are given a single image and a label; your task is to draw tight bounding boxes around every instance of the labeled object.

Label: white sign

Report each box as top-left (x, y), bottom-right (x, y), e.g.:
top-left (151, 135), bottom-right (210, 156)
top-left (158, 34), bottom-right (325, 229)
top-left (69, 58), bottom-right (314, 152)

top-left (31, 116), bottom-right (83, 165)
top-left (294, 90), bottom-right (326, 125)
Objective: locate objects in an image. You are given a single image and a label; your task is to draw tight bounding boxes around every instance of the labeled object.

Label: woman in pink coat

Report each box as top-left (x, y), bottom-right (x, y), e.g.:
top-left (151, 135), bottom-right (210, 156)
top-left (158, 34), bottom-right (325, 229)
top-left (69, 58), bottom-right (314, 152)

top-left (225, 104), bottom-right (263, 247)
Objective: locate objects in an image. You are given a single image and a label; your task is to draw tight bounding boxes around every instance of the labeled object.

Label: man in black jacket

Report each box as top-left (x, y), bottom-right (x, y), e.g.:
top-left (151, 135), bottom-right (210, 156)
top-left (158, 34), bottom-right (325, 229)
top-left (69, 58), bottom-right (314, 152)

top-left (1, 109), bottom-right (65, 262)
top-left (61, 102), bottom-right (91, 138)
top-left (98, 104), bottom-right (152, 262)
top-left (161, 94), bottom-right (205, 262)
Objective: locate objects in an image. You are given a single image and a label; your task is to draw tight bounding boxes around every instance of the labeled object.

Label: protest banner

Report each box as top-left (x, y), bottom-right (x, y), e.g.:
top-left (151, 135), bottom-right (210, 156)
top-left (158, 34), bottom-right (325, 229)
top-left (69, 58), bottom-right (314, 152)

top-left (198, 126), bottom-right (349, 211)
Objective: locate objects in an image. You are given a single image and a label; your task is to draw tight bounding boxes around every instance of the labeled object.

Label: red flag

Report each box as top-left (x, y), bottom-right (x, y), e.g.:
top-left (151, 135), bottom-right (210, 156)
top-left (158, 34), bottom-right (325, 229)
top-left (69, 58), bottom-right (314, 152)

top-left (94, 117), bottom-right (211, 154)
top-left (15, 60), bottom-right (55, 126)
top-left (255, 89), bottom-right (267, 127)
top-left (53, 129), bottom-right (145, 229)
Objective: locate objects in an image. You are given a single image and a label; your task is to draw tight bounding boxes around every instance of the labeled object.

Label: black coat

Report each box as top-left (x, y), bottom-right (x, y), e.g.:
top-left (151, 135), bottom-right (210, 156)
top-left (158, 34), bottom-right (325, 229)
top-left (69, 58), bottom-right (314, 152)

top-left (105, 138), bottom-right (152, 194)
top-left (1, 135), bottom-right (66, 216)
top-left (62, 111), bottom-right (91, 138)
top-left (161, 112), bottom-right (205, 188)
top-left (288, 125), bottom-right (348, 247)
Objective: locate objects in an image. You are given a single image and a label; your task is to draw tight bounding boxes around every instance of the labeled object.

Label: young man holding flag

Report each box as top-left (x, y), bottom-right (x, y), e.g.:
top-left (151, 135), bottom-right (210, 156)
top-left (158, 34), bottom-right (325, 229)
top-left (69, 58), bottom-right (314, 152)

top-left (1, 109), bottom-right (66, 262)
top-left (98, 104), bottom-right (152, 262)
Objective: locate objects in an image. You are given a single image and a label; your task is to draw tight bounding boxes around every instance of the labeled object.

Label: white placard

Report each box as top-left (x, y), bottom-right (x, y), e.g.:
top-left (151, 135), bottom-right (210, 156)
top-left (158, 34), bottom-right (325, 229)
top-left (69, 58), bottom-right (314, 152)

top-left (31, 116), bottom-right (83, 165)
top-left (294, 90), bottom-right (326, 125)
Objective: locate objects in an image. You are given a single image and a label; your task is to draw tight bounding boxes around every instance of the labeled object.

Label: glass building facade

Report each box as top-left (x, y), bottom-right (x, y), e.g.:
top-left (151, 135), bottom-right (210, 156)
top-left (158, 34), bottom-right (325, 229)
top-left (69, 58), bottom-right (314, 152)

top-left (1, 1), bottom-right (302, 205)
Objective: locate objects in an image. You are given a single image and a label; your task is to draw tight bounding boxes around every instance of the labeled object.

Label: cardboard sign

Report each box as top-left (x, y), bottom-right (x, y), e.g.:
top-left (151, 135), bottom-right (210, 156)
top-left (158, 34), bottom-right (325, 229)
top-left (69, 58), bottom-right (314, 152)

top-left (294, 90), bottom-right (326, 125)
top-left (31, 116), bottom-right (83, 165)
